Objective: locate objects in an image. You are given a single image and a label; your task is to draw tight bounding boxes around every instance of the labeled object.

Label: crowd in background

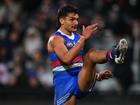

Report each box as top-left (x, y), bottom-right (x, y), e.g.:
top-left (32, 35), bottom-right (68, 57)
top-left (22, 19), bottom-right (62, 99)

top-left (0, 0), bottom-right (140, 96)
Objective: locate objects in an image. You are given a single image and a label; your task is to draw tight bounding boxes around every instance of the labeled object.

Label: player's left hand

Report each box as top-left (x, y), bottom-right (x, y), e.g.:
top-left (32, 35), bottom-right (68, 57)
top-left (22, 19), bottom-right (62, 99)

top-left (82, 23), bottom-right (99, 39)
top-left (97, 70), bottom-right (113, 81)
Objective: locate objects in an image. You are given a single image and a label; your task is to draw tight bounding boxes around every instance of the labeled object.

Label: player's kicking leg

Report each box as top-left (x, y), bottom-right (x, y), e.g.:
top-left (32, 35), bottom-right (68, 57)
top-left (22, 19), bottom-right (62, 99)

top-left (78, 38), bottom-right (128, 91)
top-left (64, 38), bottom-right (128, 105)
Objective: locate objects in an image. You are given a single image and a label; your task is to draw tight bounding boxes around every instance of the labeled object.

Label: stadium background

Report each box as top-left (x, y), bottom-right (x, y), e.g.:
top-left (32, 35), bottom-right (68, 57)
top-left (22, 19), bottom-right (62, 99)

top-left (0, 0), bottom-right (140, 105)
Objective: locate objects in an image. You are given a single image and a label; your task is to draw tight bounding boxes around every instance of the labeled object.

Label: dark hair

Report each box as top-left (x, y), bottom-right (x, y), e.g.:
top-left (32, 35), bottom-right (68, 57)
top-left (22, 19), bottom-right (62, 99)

top-left (57, 5), bottom-right (79, 28)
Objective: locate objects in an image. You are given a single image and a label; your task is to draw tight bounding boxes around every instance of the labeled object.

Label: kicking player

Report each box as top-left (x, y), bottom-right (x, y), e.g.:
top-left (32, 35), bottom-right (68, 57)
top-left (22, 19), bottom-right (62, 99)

top-left (47, 5), bottom-right (128, 105)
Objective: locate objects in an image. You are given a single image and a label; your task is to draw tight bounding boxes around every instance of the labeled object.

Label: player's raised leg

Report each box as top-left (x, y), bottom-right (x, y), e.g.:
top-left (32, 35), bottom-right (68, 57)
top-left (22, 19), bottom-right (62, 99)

top-left (78, 38), bottom-right (128, 92)
top-left (78, 48), bottom-right (108, 91)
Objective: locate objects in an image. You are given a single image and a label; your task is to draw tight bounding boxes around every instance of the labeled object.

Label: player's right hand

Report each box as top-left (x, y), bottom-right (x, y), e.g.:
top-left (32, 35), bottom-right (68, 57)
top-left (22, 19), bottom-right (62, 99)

top-left (97, 70), bottom-right (113, 81)
top-left (82, 23), bottom-right (98, 39)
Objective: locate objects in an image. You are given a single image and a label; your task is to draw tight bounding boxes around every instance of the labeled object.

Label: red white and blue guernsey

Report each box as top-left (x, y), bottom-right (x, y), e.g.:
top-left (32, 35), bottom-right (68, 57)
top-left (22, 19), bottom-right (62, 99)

top-left (48, 30), bottom-right (95, 105)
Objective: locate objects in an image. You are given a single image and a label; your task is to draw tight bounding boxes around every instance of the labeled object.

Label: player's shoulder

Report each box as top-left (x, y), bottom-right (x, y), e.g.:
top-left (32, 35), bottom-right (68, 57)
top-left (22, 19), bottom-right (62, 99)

top-left (48, 33), bottom-right (64, 44)
top-left (47, 33), bottom-right (64, 52)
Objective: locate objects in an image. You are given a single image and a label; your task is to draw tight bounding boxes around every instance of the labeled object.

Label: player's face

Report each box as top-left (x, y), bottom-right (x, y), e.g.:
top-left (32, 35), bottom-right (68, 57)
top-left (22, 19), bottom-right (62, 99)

top-left (61, 13), bottom-right (79, 32)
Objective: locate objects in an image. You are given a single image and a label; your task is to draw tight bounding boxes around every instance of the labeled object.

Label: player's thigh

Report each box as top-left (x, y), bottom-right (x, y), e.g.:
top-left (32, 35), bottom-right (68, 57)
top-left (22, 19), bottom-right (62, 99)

top-left (78, 65), bottom-right (96, 92)
top-left (78, 48), bottom-right (97, 91)
top-left (64, 95), bottom-right (76, 105)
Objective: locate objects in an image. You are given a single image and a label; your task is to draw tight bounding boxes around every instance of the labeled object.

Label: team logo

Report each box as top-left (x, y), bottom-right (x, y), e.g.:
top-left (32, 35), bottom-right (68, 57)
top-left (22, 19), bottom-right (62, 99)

top-left (66, 42), bottom-right (74, 47)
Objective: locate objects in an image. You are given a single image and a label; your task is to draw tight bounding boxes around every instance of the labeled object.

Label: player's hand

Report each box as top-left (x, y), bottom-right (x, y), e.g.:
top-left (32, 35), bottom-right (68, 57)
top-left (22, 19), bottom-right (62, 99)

top-left (82, 23), bottom-right (98, 39)
top-left (97, 70), bottom-right (113, 81)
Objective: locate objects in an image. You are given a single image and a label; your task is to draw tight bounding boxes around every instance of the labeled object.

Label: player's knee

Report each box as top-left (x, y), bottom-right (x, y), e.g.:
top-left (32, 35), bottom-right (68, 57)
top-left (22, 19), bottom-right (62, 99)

top-left (84, 48), bottom-right (96, 62)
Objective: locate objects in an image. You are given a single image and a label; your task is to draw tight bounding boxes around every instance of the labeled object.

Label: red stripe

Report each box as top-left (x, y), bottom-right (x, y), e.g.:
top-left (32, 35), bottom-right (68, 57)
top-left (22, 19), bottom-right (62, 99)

top-left (51, 56), bottom-right (83, 67)
top-left (51, 60), bottom-right (62, 67)
top-left (72, 56), bottom-right (83, 63)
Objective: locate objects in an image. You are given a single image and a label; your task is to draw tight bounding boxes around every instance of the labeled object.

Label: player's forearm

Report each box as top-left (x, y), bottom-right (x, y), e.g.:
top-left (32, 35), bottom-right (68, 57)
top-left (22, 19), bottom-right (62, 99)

top-left (63, 37), bottom-right (85, 64)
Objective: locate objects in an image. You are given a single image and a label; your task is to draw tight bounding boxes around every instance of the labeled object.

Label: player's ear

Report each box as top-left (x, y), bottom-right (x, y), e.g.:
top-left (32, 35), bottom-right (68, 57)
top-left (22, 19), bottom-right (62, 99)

top-left (60, 18), bottom-right (64, 25)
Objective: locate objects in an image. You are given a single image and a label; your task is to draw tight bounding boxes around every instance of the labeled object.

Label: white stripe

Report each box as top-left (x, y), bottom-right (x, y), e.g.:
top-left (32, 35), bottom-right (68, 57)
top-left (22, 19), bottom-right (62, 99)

top-left (57, 93), bottom-right (70, 105)
top-left (52, 63), bottom-right (83, 71)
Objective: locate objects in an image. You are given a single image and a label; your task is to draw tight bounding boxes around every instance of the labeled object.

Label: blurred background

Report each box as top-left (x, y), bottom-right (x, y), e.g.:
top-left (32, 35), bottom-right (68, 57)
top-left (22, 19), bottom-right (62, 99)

top-left (0, 0), bottom-right (140, 105)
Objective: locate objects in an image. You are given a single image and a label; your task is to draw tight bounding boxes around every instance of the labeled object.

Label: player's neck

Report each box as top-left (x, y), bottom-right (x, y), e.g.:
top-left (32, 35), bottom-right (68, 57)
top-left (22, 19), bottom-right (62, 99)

top-left (59, 27), bottom-right (72, 36)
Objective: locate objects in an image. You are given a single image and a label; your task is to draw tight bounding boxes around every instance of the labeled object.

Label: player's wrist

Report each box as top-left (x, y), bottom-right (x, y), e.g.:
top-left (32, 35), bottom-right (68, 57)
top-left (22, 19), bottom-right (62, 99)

top-left (77, 36), bottom-right (85, 45)
top-left (80, 36), bottom-right (86, 41)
